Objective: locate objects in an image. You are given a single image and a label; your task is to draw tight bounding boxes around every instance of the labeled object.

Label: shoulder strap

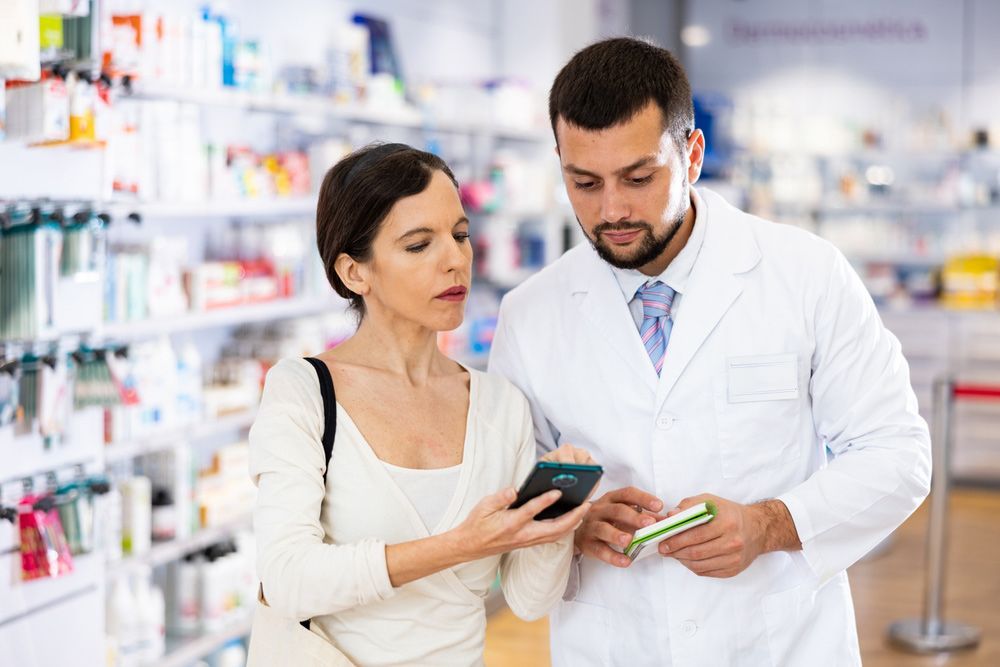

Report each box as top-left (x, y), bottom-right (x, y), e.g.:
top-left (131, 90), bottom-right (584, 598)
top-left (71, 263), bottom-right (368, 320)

top-left (299, 357), bottom-right (337, 631)
top-left (302, 357), bottom-right (336, 481)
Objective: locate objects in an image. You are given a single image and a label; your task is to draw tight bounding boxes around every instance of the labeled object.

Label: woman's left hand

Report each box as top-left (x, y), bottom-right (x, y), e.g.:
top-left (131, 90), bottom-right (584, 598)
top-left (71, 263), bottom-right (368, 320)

top-left (541, 443), bottom-right (597, 466)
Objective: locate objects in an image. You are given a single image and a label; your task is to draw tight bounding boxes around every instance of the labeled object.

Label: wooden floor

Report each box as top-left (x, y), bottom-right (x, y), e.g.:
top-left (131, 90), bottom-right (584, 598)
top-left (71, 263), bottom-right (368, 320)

top-left (484, 489), bottom-right (1000, 666)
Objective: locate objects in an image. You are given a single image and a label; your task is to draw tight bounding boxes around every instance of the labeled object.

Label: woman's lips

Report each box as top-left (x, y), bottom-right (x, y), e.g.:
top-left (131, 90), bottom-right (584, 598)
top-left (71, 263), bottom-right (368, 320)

top-left (436, 286), bottom-right (468, 302)
top-left (602, 229), bottom-right (643, 245)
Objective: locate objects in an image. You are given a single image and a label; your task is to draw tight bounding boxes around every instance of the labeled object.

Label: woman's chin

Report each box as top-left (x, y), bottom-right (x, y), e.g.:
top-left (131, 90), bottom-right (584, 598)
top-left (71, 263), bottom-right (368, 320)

top-left (437, 314), bottom-right (466, 332)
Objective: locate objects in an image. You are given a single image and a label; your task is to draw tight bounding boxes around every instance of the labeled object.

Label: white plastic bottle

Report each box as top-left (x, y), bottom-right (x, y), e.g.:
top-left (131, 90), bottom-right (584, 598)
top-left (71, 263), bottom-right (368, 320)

top-left (171, 553), bottom-right (203, 636)
top-left (213, 639), bottom-right (247, 667)
top-left (132, 574), bottom-right (155, 662)
top-left (199, 546), bottom-right (225, 632)
top-left (120, 476), bottom-right (152, 556)
top-left (149, 583), bottom-right (166, 660)
top-left (95, 482), bottom-right (123, 562)
top-left (108, 578), bottom-right (140, 667)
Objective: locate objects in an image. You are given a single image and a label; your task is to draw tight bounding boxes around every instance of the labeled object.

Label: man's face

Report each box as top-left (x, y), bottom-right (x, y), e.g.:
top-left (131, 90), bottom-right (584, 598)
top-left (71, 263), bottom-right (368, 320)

top-left (555, 101), bottom-right (703, 272)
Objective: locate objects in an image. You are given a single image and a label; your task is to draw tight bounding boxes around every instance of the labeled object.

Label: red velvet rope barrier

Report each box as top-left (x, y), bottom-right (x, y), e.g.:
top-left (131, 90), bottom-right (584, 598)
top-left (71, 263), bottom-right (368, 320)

top-left (952, 384), bottom-right (1000, 400)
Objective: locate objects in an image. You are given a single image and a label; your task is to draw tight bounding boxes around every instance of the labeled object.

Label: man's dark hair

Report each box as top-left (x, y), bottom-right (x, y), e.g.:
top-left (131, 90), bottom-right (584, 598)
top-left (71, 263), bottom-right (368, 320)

top-left (316, 142), bottom-right (458, 317)
top-left (549, 37), bottom-right (694, 148)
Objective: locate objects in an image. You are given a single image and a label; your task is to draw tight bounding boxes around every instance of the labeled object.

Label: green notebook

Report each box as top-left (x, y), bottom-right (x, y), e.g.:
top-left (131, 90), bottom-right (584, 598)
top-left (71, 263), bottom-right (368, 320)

top-left (625, 501), bottom-right (718, 562)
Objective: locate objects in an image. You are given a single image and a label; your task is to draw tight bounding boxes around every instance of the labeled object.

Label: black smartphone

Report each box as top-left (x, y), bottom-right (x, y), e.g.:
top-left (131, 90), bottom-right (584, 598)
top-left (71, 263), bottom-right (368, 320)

top-left (510, 461), bottom-right (604, 520)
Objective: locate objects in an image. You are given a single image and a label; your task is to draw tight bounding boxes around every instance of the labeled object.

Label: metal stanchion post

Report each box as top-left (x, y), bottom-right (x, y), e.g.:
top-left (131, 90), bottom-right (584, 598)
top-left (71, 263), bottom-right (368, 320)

top-left (888, 377), bottom-right (981, 653)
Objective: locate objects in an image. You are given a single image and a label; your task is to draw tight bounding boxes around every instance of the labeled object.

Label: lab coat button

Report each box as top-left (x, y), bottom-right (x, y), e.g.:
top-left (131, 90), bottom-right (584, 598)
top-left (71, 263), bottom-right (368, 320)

top-left (656, 415), bottom-right (675, 430)
top-left (681, 620), bottom-right (698, 637)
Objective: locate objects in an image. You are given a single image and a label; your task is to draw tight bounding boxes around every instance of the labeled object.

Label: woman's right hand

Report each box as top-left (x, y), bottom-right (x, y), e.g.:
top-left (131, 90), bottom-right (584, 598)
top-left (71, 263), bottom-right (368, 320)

top-left (451, 487), bottom-right (590, 561)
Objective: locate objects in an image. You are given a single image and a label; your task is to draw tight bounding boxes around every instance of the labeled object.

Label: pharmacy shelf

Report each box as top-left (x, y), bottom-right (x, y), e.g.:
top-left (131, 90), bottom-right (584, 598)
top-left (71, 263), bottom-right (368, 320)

top-left (156, 616), bottom-right (253, 667)
top-left (103, 410), bottom-right (257, 465)
top-left (97, 295), bottom-right (346, 341)
top-left (846, 252), bottom-right (947, 265)
top-left (125, 85), bottom-right (549, 142)
top-left (119, 196), bottom-right (316, 219)
top-left (108, 513), bottom-right (253, 580)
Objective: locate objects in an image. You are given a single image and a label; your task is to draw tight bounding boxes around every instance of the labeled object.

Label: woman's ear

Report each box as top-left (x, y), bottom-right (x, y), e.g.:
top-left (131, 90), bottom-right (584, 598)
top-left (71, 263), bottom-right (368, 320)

top-left (335, 253), bottom-right (370, 298)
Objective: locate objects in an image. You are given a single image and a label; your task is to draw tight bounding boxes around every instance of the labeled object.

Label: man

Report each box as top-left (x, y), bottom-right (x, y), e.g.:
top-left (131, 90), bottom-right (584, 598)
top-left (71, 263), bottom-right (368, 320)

top-left (488, 37), bottom-right (931, 666)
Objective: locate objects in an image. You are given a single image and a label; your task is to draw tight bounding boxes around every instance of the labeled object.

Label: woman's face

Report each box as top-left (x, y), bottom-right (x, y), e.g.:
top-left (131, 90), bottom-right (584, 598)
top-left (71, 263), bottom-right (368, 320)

top-left (362, 169), bottom-right (473, 331)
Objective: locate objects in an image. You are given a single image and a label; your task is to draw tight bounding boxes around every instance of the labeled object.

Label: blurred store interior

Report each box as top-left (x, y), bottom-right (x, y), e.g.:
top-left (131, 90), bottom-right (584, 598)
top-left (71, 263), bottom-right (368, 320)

top-left (1, 1), bottom-right (999, 665)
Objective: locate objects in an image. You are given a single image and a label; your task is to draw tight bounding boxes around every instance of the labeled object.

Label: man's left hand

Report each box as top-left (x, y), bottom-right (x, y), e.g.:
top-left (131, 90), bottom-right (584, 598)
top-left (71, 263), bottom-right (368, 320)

top-left (657, 494), bottom-right (800, 578)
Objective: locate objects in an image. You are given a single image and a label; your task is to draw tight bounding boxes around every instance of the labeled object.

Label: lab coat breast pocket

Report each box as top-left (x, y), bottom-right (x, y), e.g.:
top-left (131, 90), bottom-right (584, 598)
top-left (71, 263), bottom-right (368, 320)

top-left (715, 353), bottom-right (803, 478)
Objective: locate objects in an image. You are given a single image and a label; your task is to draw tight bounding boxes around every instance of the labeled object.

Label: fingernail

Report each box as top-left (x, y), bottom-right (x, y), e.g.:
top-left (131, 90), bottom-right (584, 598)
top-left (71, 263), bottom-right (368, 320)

top-left (618, 557), bottom-right (630, 567)
top-left (652, 500), bottom-right (663, 511)
top-left (660, 544), bottom-right (670, 553)
top-left (642, 517), bottom-right (655, 526)
top-left (620, 535), bottom-right (629, 546)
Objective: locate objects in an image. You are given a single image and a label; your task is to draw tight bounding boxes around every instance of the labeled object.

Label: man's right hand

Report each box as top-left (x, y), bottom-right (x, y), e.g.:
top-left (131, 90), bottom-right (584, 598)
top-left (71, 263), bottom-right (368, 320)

top-left (574, 486), bottom-right (665, 567)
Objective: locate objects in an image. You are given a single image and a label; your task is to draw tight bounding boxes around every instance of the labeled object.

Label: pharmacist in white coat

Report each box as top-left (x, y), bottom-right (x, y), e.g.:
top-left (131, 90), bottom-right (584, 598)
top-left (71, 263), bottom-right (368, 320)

top-left (489, 38), bottom-right (932, 666)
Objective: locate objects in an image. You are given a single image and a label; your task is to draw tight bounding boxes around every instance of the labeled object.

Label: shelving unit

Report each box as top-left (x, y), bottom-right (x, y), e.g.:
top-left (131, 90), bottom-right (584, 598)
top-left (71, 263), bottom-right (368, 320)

top-left (108, 513), bottom-right (253, 580)
top-left (125, 85), bottom-right (550, 143)
top-left (157, 617), bottom-right (254, 667)
top-left (115, 196), bottom-right (317, 220)
top-left (103, 409), bottom-right (257, 465)
top-left (98, 295), bottom-right (346, 342)
top-left (0, 8), bottom-right (566, 666)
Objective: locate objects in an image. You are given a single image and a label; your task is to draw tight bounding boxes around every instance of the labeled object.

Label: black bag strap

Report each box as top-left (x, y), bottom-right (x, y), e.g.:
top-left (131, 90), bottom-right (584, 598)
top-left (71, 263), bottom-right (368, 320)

top-left (299, 357), bottom-right (337, 631)
top-left (303, 357), bottom-right (336, 480)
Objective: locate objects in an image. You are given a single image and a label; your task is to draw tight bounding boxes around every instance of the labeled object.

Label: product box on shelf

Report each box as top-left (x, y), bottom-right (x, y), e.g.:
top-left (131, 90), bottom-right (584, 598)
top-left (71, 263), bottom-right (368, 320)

top-left (3, 77), bottom-right (70, 144)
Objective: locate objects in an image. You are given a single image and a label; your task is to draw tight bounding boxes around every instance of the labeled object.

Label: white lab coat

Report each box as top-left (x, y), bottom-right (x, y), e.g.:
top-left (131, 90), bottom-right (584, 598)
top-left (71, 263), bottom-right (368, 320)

top-left (488, 188), bottom-right (932, 666)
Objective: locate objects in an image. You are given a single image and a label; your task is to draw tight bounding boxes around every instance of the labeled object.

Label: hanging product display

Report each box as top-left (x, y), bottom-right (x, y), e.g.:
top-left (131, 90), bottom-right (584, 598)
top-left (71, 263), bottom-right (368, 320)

top-left (0, 354), bottom-right (20, 427)
top-left (0, 206), bottom-right (62, 340)
top-left (60, 209), bottom-right (106, 278)
top-left (18, 492), bottom-right (75, 581)
top-left (73, 348), bottom-right (122, 409)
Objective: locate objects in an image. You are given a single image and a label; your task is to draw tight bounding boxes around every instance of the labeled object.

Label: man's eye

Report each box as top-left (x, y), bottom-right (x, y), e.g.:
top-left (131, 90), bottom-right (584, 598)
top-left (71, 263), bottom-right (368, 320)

top-left (574, 181), bottom-right (597, 190)
top-left (629, 175), bottom-right (653, 186)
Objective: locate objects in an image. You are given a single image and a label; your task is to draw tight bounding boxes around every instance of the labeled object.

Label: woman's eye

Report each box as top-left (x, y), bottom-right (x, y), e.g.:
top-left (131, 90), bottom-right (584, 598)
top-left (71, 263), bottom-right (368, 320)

top-left (573, 181), bottom-right (597, 191)
top-left (454, 232), bottom-right (470, 243)
top-left (406, 243), bottom-right (429, 253)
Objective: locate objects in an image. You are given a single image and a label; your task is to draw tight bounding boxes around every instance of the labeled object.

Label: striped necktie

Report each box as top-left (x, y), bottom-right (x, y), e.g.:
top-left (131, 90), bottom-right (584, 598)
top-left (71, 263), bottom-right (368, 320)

top-left (637, 281), bottom-right (676, 375)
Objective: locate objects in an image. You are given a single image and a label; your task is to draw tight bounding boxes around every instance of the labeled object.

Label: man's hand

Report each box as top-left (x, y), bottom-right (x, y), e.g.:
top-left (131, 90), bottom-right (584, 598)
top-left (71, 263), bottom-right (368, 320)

top-left (575, 486), bottom-right (665, 568)
top-left (541, 443), bottom-right (597, 466)
top-left (658, 494), bottom-right (801, 578)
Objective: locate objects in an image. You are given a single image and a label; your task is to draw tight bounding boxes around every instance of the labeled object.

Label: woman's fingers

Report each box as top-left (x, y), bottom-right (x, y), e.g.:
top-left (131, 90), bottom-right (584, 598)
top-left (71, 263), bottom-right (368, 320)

top-left (512, 489), bottom-right (562, 522)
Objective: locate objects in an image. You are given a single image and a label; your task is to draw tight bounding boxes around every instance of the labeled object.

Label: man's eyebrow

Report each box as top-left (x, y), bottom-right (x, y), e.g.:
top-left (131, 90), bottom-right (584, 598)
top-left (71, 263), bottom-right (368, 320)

top-left (562, 154), bottom-right (658, 178)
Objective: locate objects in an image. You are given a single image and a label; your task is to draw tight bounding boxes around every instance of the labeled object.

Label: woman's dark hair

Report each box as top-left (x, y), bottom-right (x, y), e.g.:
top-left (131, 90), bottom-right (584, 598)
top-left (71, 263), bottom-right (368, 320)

top-left (549, 37), bottom-right (694, 150)
top-left (316, 142), bottom-right (458, 317)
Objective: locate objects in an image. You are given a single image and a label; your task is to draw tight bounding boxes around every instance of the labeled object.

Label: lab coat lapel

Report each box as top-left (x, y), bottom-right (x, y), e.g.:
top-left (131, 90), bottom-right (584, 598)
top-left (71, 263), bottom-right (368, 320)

top-left (655, 190), bottom-right (761, 413)
top-left (572, 247), bottom-right (659, 395)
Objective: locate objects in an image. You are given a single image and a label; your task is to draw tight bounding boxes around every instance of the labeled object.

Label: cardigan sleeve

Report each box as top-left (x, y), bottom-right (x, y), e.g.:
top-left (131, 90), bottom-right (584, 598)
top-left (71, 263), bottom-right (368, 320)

top-left (497, 391), bottom-right (575, 621)
top-left (248, 358), bottom-right (396, 620)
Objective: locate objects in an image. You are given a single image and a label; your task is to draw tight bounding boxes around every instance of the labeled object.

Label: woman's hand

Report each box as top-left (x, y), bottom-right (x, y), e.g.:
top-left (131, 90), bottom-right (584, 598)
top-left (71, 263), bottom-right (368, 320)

top-left (451, 486), bottom-right (590, 561)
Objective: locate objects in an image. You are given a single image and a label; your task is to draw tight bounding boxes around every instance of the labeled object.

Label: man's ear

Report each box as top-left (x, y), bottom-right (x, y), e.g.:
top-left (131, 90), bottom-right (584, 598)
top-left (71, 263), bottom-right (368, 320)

top-left (686, 129), bottom-right (705, 185)
top-left (335, 253), bottom-right (370, 299)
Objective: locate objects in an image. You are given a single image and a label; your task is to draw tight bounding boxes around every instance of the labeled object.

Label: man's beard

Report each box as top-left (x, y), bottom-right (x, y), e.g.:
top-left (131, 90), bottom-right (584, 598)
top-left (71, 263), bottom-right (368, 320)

top-left (583, 207), bottom-right (686, 271)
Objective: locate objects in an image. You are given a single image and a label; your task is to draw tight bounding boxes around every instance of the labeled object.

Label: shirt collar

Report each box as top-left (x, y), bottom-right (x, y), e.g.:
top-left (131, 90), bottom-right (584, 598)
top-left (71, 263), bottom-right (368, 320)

top-left (611, 186), bottom-right (707, 302)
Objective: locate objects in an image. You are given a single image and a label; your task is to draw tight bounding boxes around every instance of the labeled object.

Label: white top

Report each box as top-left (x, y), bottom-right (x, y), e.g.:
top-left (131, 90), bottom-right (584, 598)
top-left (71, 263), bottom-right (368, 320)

top-left (381, 461), bottom-right (462, 532)
top-left (610, 187), bottom-right (708, 328)
top-left (249, 358), bottom-right (574, 667)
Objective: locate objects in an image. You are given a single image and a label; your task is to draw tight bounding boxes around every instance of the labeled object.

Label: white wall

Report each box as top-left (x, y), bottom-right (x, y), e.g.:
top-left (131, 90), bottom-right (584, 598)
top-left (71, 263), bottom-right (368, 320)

top-left (681, 0), bottom-right (1000, 149)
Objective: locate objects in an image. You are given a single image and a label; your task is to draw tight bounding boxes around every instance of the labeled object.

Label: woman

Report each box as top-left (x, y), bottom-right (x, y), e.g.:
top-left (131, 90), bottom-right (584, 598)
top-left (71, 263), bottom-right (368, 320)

top-left (248, 142), bottom-right (594, 666)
